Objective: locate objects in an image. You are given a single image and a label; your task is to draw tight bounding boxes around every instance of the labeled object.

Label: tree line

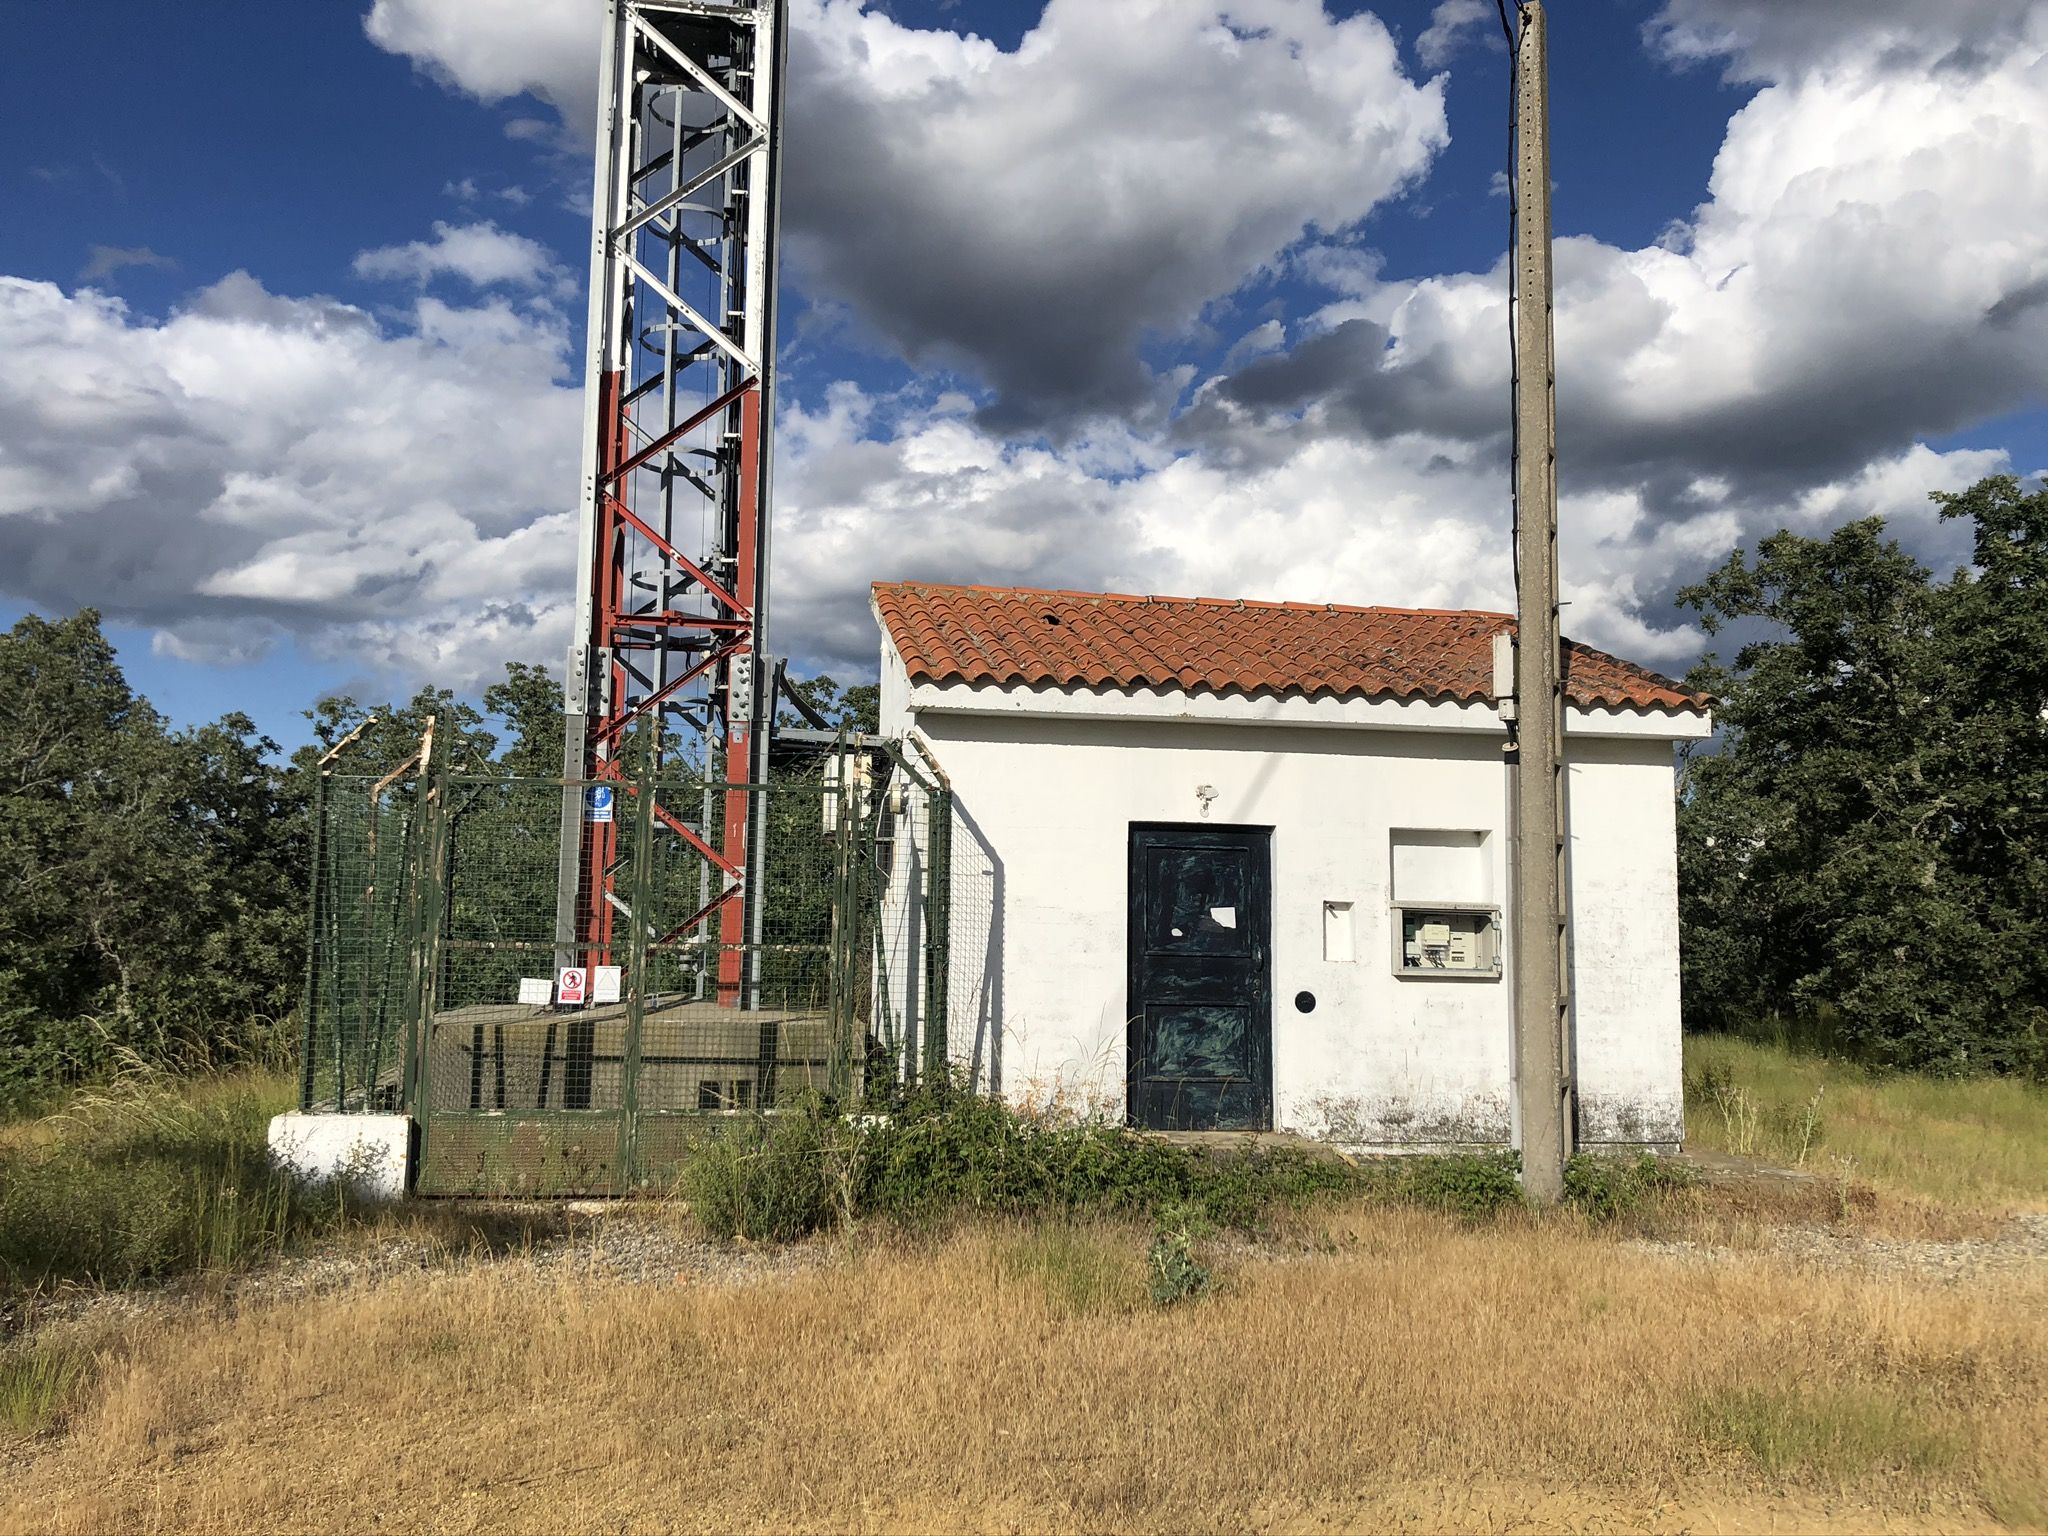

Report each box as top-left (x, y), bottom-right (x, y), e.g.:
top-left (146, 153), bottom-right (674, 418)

top-left (3, 473), bottom-right (2043, 1107)
top-left (1676, 475), bottom-right (2048, 1077)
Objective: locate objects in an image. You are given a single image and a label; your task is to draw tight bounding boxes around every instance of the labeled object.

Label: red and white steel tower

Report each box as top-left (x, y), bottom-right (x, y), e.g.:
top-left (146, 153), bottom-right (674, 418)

top-left (556, 0), bottom-right (787, 1006)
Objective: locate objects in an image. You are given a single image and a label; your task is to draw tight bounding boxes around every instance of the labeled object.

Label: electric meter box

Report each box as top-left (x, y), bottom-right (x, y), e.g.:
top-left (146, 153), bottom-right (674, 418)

top-left (1393, 905), bottom-right (1502, 978)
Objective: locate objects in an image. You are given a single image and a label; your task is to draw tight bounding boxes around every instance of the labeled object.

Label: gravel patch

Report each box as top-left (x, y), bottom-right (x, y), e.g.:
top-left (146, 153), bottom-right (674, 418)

top-left (13, 1198), bottom-right (2046, 1344)
top-left (2, 1205), bottom-right (838, 1339)
top-left (511, 1210), bottom-right (835, 1287)
top-left (1631, 1213), bottom-right (2048, 1281)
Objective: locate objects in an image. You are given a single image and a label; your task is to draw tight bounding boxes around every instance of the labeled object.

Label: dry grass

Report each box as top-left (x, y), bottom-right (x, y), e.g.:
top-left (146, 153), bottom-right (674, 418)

top-left (1686, 1036), bottom-right (2048, 1212)
top-left (4, 1206), bottom-right (2043, 1535)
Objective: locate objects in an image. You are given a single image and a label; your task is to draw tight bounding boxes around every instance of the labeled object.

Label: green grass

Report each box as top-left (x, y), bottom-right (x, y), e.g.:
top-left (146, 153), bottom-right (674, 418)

top-left (0, 1068), bottom-right (366, 1300)
top-left (1684, 1035), bottom-right (2048, 1209)
top-left (0, 1334), bottom-right (95, 1437)
top-left (998, 1224), bottom-right (1146, 1316)
top-left (1693, 1384), bottom-right (1962, 1479)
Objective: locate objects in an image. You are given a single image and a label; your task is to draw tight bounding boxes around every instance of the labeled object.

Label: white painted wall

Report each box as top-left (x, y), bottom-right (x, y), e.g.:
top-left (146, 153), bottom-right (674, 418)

top-left (1567, 741), bottom-right (1686, 1145)
top-left (883, 643), bottom-right (1697, 1149)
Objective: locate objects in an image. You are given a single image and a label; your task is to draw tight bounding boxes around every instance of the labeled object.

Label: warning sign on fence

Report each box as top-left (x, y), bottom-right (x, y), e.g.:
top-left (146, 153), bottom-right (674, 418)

top-left (556, 966), bottom-right (587, 1006)
top-left (585, 785), bottom-right (614, 823)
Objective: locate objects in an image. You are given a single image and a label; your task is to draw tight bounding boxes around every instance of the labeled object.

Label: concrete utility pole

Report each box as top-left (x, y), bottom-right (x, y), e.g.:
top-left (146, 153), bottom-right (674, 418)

top-left (1508, 0), bottom-right (1572, 1203)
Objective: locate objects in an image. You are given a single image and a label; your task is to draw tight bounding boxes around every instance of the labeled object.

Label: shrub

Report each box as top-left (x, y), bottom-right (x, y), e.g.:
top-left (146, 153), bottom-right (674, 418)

top-left (679, 1104), bottom-right (853, 1242)
top-left (853, 1085), bottom-right (1065, 1221)
top-left (1185, 1143), bottom-right (1361, 1228)
top-left (1563, 1152), bottom-right (1694, 1221)
top-left (677, 1089), bottom-right (1548, 1243)
top-left (1400, 1154), bottom-right (1524, 1218)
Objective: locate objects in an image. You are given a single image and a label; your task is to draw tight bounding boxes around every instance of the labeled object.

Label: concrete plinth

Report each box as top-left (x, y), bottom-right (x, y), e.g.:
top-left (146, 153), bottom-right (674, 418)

top-left (267, 1112), bottom-right (412, 1199)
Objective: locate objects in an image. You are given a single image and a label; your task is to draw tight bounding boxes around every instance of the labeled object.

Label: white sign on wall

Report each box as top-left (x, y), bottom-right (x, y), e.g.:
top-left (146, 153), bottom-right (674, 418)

top-left (516, 977), bottom-right (553, 1006)
top-left (556, 966), bottom-right (588, 1006)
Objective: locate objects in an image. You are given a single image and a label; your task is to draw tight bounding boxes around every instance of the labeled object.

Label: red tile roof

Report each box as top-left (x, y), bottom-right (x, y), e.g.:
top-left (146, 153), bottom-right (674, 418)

top-left (872, 582), bottom-right (1709, 715)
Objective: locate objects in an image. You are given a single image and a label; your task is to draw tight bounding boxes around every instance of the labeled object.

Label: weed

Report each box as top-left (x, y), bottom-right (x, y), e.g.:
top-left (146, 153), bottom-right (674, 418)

top-left (1563, 1152), bottom-right (1694, 1221)
top-left (1723, 1084), bottom-right (1765, 1155)
top-left (1146, 1202), bottom-right (1213, 1307)
top-left (1791, 1085), bottom-right (1827, 1165)
top-left (0, 1335), bottom-right (94, 1437)
top-left (1692, 1384), bottom-right (1961, 1477)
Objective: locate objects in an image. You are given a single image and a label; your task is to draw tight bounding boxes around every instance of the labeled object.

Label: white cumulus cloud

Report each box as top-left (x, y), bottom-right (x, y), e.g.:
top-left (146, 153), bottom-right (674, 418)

top-left (0, 271), bottom-right (581, 688)
top-left (782, 0), bottom-right (1449, 427)
top-left (365, 0), bottom-right (1451, 428)
top-left (1416, 0), bottom-right (1501, 71)
top-left (364, 0), bottom-right (599, 136)
top-left (1646, 0), bottom-right (2039, 82)
top-left (1201, 5), bottom-right (2048, 577)
top-left (353, 219), bottom-right (570, 292)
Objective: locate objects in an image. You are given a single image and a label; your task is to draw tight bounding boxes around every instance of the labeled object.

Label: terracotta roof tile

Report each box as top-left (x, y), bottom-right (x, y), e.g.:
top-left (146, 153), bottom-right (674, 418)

top-left (871, 582), bottom-right (1710, 715)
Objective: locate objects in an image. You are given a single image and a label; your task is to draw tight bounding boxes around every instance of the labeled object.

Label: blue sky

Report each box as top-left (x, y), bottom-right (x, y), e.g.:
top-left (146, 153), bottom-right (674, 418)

top-left (3, 0), bottom-right (2044, 750)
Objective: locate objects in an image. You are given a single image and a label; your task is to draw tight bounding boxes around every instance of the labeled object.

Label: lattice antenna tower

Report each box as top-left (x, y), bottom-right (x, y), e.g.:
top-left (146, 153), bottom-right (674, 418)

top-left (556, 0), bottom-right (787, 1005)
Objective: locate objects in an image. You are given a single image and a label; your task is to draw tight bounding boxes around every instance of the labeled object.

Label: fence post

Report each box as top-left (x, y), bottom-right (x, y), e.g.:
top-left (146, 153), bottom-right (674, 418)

top-left (298, 769), bottom-right (329, 1112)
top-left (401, 722), bottom-right (452, 1115)
top-left (390, 775), bottom-right (424, 1113)
top-left (922, 788), bottom-right (953, 1087)
top-left (620, 719), bottom-right (657, 1180)
top-left (852, 763), bottom-right (883, 1103)
top-left (828, 748), bottom-right (855, 1101)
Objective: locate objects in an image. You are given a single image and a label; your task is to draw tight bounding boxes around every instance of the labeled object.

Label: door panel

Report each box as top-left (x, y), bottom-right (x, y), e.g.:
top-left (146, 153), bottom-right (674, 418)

top-left (1128, 826), bottom-right (1272, 1132)
top-left (1143, 847), bottom-right (1253, 955)
top-left (1145, 1005), bottom-right (1249, 1078)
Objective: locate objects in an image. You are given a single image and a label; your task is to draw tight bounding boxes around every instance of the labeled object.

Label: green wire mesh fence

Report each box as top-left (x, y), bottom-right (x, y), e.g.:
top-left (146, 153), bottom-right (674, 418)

top-left (300, 725), bottom-right (988, 1193)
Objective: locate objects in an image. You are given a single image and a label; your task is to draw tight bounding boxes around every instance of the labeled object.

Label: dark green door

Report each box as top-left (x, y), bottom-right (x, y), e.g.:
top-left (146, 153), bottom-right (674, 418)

top-left (1127, 825), bottom-right (1272, 1131)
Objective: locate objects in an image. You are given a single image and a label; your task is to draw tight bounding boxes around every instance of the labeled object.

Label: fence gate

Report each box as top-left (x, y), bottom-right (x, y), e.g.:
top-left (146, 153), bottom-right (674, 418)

top-left (302, 728), bottom-right (955, 1195)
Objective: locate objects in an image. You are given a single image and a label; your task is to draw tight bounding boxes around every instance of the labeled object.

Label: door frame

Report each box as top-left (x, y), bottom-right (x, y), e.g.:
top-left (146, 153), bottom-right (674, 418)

top-left (1125, 821), bottom-right (1274, 1132)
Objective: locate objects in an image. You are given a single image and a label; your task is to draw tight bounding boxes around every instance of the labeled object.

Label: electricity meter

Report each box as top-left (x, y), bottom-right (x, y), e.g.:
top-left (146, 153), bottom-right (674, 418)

top-left (1396, 907), bottom-right (1501, 977)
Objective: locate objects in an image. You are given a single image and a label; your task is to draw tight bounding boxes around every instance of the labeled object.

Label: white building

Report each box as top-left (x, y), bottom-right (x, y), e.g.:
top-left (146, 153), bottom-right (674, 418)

top-left (872, 582), bottom-right (1711, 1151)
